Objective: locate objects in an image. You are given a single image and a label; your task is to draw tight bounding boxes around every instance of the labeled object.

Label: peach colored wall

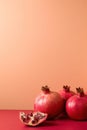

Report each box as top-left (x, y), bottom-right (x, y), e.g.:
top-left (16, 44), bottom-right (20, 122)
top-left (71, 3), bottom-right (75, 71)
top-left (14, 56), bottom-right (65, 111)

top-left (0, 0), bottom-right (87, 109)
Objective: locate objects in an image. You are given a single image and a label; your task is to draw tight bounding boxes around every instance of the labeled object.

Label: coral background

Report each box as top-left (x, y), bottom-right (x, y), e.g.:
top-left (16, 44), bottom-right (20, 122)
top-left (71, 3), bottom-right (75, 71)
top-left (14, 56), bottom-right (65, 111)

top-left (0, 0), bottom-right (87, 109)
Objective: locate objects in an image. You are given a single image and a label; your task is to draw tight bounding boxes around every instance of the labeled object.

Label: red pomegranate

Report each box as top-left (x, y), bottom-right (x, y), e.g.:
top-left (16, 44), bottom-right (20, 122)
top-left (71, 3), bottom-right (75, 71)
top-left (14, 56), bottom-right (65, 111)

top-left (66, 87), bottom-right (87, 120)
top-left (34, 85), bottom-right (64, 119)
top-left (57, 85), bottom-right (75, 118)
top-left (59, 85), bottom-right (75, 101)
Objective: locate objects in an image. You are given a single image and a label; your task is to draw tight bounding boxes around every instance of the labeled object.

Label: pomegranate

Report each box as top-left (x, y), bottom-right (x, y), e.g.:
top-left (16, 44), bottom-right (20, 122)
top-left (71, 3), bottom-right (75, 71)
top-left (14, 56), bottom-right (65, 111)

top-left (57, 85), bottom-right (75, 118)
top-left (66, 87), bottom-right (87, 120)
top-left (59, 85), bottom-right (75, 101)
top-left (34, 85), bottom-right (64, 119)
top-left (20, 111), bottom-right (48, 126)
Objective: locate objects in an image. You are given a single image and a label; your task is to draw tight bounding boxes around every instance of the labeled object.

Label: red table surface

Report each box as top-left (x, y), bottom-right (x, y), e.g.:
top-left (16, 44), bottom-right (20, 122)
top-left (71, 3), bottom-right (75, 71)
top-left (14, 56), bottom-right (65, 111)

top-left (0, 110), bottom-right (87, 130)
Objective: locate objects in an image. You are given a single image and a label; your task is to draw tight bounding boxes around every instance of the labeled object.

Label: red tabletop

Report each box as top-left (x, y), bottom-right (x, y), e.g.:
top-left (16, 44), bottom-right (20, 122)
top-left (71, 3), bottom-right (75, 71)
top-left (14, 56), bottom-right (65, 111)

top-left (0, 110), bottom-right (87, 130)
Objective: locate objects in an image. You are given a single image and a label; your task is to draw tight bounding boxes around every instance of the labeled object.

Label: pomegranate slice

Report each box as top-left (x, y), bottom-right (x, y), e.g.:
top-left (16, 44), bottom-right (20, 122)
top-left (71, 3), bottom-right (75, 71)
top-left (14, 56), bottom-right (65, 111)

top-left (19, 111), bottom-right (48, 126)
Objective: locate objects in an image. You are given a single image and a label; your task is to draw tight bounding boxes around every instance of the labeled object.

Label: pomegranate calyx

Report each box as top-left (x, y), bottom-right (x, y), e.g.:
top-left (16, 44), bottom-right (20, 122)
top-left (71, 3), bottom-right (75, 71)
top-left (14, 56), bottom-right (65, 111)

top-left (76, 87), bottom-right (84, 97)
top-left (63, 85), bottom-right (70, 92)
top-left (41, 85), bottom-right (50, 93)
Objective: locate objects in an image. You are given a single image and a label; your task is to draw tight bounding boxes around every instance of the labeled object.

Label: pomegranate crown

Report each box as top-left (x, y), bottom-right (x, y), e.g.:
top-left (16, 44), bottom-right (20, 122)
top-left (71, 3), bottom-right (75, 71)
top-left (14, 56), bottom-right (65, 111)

top-left (76, 87), bottom-right (84, 96)
top-left (63, 85), bottom-right (70, 92)
top-left (41, 85), bottom-right (50, 93)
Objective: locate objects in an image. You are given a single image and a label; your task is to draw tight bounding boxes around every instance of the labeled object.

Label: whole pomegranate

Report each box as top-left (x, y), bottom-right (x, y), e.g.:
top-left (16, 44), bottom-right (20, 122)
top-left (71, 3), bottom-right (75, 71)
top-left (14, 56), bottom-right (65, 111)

top-left (66, 87), bottom-right (87, 120)
top-left (59, 85), bottom-right (75, 101)
top-left (34, 85), bottom-right (64, 119)
top-left (58, 85), bottom-right (75, 118)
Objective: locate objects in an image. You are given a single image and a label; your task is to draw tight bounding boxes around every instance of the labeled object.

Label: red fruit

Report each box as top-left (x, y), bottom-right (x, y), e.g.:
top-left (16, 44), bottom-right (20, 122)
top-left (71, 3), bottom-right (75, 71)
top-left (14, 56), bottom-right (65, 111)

top-left (59, 85), bottom-right (75, 101)
top-left (57, 85), bottom-right (75, 118)
top-left (34, 85), bottom-right (64, 119)
top-left (66, 87), bottom-right (87, 120)
top-left (20, 111), bottom-right (48, 126)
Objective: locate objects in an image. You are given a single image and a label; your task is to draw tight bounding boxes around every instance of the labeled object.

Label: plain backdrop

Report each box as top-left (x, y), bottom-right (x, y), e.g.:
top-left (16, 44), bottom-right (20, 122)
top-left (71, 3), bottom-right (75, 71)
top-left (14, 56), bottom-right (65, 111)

top-left (0, 0), bottom-right (87, 109)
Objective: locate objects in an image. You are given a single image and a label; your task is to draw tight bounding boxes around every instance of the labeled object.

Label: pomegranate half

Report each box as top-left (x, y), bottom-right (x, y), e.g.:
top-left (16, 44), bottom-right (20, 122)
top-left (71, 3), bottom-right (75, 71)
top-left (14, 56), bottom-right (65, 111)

top-left (34, 85), bottom-right (64, 119)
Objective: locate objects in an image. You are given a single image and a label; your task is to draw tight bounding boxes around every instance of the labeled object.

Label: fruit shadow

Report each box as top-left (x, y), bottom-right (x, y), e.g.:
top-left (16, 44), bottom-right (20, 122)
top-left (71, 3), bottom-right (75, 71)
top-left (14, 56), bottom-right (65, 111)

top-left (24, 120), bottom-right (58, 128)
top-left (40, 120), bottom-right (59, 127)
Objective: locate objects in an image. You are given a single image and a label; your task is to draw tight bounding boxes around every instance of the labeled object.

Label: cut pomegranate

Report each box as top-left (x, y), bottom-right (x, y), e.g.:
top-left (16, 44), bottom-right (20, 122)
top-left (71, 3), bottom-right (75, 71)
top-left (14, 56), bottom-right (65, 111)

top-left (19, 111), bottom-right (48, 126)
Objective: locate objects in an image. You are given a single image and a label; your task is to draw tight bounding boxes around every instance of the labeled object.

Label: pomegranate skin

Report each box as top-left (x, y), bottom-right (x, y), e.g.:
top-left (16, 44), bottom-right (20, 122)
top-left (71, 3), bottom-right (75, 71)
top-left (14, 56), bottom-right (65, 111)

top-left (59, 90), bottom-right (75, 101)
top-left (34, 86), bottom-right (64, 119)
top-left (66, 89), bottom-right (87, 120)
top-left (59, 85), bottom-right (75, 101)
